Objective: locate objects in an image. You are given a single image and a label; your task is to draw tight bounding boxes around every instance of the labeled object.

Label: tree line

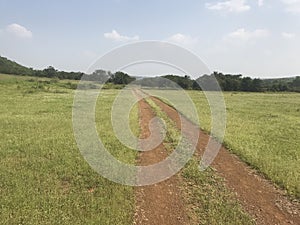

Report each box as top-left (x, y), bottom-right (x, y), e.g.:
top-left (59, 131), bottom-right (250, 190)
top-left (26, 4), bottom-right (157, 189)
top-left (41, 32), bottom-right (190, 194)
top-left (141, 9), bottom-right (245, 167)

top-left (136, 72), bottom-right (300, 92)
top-left (1, 55), bottom-right (299, 92)
top-left (0, 56), bottom-right (136, 85)
top-left (198, 72), bottom-right (300, 92)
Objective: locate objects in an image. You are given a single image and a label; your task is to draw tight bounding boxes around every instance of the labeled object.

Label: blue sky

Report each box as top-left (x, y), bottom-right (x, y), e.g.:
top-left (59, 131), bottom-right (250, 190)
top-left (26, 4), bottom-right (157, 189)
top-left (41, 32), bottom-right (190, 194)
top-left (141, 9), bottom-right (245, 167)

top-left (0, 0), bottom-right (299, 78)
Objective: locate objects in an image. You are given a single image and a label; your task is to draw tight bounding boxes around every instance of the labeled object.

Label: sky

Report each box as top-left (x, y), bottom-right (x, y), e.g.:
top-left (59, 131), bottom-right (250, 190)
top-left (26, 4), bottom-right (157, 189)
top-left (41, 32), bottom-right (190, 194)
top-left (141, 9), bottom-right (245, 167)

top-left (0, 0), bottom-right (300, 78)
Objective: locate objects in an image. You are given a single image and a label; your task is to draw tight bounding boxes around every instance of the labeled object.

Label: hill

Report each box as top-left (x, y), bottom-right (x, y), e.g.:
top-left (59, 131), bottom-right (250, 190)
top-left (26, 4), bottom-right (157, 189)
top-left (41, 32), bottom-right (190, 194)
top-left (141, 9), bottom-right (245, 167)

top-left (0, 56), bottom-right (34, 76)
top-left (0, 55), bottom-right (84, 80)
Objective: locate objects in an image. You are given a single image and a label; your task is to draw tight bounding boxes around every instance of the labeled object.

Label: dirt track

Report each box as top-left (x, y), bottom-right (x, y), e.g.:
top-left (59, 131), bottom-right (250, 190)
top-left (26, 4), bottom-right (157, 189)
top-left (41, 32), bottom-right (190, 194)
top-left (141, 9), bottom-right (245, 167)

top-left (134, 90), bottom-right (300, 225)
top-left (134, 97), bottom-right (188, 225)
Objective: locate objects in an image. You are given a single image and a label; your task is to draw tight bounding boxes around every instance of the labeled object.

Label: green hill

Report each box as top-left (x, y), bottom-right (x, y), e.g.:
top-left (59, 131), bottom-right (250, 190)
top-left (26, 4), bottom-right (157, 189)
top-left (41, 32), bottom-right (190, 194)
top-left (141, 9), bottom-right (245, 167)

top-left (0, 56), bottom-right (34, 76)
top-left (0, 56), bottom-right (84, 80)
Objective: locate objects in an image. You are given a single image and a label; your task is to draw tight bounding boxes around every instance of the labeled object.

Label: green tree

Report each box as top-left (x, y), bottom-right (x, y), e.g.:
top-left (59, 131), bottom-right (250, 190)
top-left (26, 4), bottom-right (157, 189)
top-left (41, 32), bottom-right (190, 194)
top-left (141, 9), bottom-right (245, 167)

top-left (43, 66), bottom-right (57, 78)
top-left (109, 71), bottom-right (135, 84)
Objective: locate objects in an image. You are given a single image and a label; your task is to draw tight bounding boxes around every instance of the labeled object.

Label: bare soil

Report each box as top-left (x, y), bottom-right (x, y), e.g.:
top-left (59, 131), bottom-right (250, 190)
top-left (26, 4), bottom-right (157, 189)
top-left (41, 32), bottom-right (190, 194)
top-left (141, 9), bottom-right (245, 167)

top-left (134, 97), bottom-right (188, 225)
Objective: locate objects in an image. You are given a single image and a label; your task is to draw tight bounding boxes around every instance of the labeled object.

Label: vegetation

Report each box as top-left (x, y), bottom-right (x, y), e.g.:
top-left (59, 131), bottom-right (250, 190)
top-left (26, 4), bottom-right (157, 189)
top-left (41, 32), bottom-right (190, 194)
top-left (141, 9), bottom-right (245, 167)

top-left (1, 73), bottom-right (299, 224)
top-left (145, 97), bottom-right (254, 225)
top-left (0, 56), bottom-right (136, 85)
top-left (186, 91), bottom-right (300, 198)
top-left (135, 72), bottom-right (300, 92)
top-left (146, 89), bottom-right (300, 198)
top-left (162, 75), bottom-right (198, 89)
top-left (0, 74), bottom-right (138, 224)
top-left (0, 55), bottom-right (33, 75)
top-left (197, 72), bottom-right (300, 92)
top-left (1, 56), bottom-right (299, 92)
top-left (0, 56), bottom-right (84, 80)
top-left (108, 71), bottom-right (136, 84)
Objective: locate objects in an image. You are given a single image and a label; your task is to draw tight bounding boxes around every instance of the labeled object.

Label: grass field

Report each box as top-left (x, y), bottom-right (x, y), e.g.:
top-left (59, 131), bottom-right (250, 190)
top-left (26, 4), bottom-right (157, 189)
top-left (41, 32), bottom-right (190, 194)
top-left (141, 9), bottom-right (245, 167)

top-left (143, 89), bottom-right (300, 198)
top-left (0, 74), bottom-right (137, 224)
top-left (186, 91), bottom-right (300, 198)
top-left (0, 73), bottom-right (299, 224)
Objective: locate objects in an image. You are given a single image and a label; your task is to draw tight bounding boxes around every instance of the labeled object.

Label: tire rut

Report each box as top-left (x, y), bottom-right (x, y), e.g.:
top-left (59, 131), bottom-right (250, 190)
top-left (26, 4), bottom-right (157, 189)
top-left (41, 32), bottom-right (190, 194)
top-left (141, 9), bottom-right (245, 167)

top-left (134, 96), bottom-right (188, 225)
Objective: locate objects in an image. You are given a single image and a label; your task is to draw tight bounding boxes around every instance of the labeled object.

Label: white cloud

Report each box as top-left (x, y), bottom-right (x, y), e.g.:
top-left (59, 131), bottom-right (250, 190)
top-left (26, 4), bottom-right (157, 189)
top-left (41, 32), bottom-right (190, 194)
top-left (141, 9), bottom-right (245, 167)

top-left (226, 28), bottom-right (270, 41)
top-left (281, 0), bottom-right (300, 13)
top-left (104, 30), bottom-right (139, 42)
top-left (205, 0), bottom-right (251, 13)
top-left (281, 32), bottom-right (296, 39)
top-left (6, 23), bottom-right (32, 38)
top-left (258, 0), bottom-right (264, 7)
top-left (166, 33), bottom-right (198, 46)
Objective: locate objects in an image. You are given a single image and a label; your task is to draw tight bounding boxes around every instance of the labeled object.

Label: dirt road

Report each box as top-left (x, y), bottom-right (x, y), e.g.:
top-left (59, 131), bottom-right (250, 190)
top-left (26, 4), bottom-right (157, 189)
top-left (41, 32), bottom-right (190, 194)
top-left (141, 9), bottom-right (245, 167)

top-left (134, 97), bottom-right (188, 225)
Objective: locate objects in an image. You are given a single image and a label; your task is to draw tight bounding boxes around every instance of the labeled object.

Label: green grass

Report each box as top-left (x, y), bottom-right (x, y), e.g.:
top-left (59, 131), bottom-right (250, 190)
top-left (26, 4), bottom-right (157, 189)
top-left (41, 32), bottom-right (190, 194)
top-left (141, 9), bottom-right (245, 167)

top-left (0, 74), bottom-right (138, 224)
top-left (183, 91), bottom-right (300, 198)
top-left (145, 97), bottom-right (254, 225)
top-left (1, 73), bottom-right (298, 224)
top-left (146, 89), bottom-right (300, 198)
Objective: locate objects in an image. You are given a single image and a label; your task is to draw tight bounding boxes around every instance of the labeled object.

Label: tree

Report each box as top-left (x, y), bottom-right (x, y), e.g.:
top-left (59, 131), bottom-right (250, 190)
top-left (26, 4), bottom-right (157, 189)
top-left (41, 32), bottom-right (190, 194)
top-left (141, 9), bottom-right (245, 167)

top-left (241, 77), bottom-right (252, 91)
top-left (43, 66), bottom-right (57, 78)
top-left (109, 71), bottom-right (135, 84)
top-left (162, 75), bottom-right (194, 89)
top-left (291, 76), bottom-right (300, 91)
top-left (251, 78), bottom-right (263, 92)
top-left (87, 69), bottom-right (110, 82)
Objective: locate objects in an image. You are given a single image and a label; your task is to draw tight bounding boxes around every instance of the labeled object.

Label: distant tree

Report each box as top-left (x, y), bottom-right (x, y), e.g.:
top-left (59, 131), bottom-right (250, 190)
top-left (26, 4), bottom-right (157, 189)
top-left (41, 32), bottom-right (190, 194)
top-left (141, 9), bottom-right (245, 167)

top-left (192, 80), bottom-right (201, 90)
top-left (109, 71), bottom-right (135, 84)
top-left (197, 73), bottom-right (265, 92)
top-left (290, 76), bottom-right (300, 92)
top-left (251, 78), bottom-right (263, 92)
top-left (241, 77), bottom-right (252, 91)
top-left (86, 69), bottom-right (110, 82)
top-left (271, 82), bottom-right (288, 92)
top-left (43, 66), bottom-right (57, 78)
top-left (196, 74), bottom-right (220, 91)
top-left (162, 75), bottom-right (194, 89)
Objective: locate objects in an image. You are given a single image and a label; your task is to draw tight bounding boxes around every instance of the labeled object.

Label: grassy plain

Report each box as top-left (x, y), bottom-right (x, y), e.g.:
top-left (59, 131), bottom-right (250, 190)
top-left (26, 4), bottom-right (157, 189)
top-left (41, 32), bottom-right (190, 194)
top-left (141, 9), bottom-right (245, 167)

top-left (186, 91), bottom-right (300, 198)
top-left (0, 73), bottom-right (299, 224)
top-left (148, 89), bottom-right (299, 197)
top-left (0, 74), bottom-right (137, 224)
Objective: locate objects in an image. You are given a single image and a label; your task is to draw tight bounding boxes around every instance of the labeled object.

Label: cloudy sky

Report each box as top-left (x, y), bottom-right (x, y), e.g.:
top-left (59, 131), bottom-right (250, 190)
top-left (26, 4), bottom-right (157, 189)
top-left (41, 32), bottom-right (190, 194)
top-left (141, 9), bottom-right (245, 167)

top-left (0, 0), bottom-right (299, 78)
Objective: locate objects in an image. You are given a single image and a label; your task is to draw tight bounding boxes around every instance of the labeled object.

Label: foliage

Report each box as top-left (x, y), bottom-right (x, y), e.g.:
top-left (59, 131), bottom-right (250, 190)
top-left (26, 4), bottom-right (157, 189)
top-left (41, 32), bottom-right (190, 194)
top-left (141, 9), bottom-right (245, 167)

top-left (0, 55), bottom-right (34, 75)
top-left (197, 72), bottom-right (299, 92)
top-left (162, 75), bottom-right (194, 89)
top-left (108, 71), bottom-right (136, 84)
top-left (1, 55), bottom-right (299, 92)
top-left (0, 56), bottom-right (133, 84)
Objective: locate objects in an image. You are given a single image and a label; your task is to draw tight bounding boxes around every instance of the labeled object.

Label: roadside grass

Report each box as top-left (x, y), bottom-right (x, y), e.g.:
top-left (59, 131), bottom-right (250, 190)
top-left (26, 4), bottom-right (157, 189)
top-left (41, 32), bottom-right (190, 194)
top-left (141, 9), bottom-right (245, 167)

top-left (145, 97), bottom-right (254, 225)
top-left (145, 89), bottom-right (300, 198)
top-left (186, 91), bottom-right (300, 198)
top-left (0, 74), bottom-right (137, 224)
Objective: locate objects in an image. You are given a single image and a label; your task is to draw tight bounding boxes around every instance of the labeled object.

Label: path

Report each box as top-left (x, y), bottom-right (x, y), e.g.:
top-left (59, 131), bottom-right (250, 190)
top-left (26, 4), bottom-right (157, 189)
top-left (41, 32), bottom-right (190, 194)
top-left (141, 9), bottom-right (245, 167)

top-left (134, 95), bottom-right (188, 225)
